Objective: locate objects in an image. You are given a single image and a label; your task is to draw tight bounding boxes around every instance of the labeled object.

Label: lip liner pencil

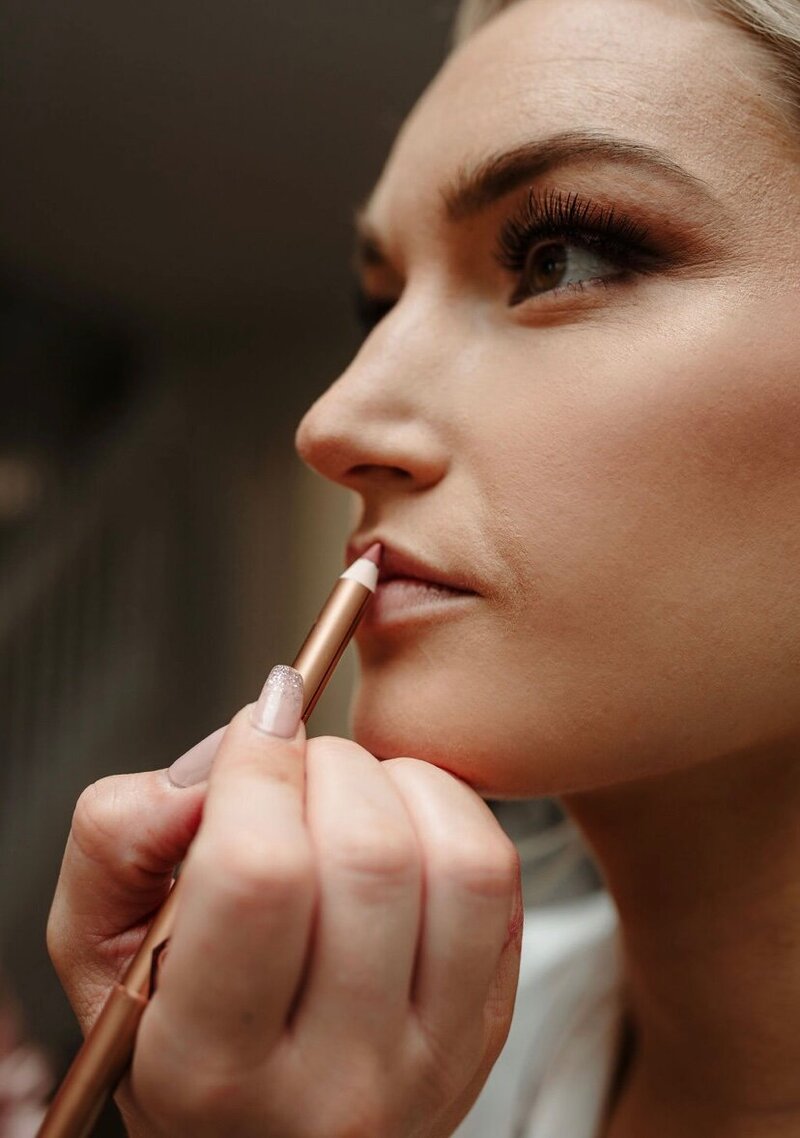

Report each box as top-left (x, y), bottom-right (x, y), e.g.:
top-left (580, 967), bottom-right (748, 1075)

top-left (37, 544), bottom-right (382, 1138)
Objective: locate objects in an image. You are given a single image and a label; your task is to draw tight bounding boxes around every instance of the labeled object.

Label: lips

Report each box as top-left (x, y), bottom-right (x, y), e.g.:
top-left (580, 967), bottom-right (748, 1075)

top-left (347, 541), bottom-right (477, 595)
top-left (346, 539), bottom-right (479, 628)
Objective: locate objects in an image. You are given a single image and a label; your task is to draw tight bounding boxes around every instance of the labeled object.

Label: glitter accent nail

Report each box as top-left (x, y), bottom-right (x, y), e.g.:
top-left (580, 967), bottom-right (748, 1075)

top-left (251, 665), bottom-right (304, 738)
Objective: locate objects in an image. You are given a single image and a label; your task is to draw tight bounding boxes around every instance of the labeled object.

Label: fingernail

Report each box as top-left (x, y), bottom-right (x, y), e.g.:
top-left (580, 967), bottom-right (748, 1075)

top-left (251, 665), bottom-right (304, 737)
top-left (167, 726), bottom-right (227, 788)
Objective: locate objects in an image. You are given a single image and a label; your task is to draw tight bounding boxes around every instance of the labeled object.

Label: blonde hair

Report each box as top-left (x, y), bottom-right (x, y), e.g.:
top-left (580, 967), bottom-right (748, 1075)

top-left (452, 0), bottom-right (800, 115)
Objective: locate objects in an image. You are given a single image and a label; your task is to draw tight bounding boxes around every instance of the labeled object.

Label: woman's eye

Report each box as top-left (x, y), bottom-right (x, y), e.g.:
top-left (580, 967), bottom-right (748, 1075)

top-left (516, 239), bottom-right (623, 302)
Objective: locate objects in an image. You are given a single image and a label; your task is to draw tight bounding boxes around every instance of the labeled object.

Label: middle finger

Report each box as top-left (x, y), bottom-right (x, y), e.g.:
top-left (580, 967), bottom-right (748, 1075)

top-left (293, 736), bottom-right (422, 1050)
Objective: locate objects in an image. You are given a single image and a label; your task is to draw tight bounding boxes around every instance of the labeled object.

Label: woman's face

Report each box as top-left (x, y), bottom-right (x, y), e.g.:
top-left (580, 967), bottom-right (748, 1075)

top-left (296, 0), bottom-right (800, 797)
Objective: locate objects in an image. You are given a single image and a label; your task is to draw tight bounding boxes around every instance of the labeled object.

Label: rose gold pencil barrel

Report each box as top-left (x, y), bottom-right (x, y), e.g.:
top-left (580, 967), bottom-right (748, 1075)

top-left (293, 545), bottom-right (381, 718)
top-left (38, 884), bottom-right (182, 1138)
top-left (37, 986), bottom-right (147, 1138)
top-left (37, 546), bottom-right (381, 1138)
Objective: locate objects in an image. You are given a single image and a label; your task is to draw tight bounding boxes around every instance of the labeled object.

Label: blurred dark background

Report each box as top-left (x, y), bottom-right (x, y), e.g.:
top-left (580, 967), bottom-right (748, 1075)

top-left (0, 4), bottom-right (597, 1132)
top-left (0, 3), bottom-right (458, 1128)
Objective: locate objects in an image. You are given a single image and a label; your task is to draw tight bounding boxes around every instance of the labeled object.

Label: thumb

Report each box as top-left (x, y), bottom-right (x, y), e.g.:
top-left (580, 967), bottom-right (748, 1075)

top-left (47, 734), bottom-right (221, 1011)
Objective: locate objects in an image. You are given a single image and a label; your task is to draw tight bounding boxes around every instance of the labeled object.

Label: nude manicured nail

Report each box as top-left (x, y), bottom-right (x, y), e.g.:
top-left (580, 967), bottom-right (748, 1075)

top-left (167, 725), bottom-right (227, 788)
top-left (251, 665), bottom-right (304, 737)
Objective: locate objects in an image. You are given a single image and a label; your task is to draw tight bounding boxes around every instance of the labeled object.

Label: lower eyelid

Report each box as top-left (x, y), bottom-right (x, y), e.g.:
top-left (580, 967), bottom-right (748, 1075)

top-left (508, 269), bottom-right (639, 311)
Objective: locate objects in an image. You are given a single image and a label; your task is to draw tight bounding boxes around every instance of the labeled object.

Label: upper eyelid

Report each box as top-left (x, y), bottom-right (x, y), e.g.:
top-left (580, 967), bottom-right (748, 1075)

top-left (507, 188), bottom-right (651, 234)
top-left (353, 185), bottom-right (710, 303)
top-left (356, 193), bottom-right (652, 273)
top-left (495, 183), bottom-right (735, 285)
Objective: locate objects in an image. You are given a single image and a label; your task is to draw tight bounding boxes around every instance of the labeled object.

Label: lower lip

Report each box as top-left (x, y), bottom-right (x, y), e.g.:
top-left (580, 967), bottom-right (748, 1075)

top-left (365, 578), bottom-right (476, 626)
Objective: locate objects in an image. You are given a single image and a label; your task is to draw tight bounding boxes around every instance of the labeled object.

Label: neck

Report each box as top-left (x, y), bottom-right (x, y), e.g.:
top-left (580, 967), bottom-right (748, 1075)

top-left (563, 741), bottom-right (800, 1137)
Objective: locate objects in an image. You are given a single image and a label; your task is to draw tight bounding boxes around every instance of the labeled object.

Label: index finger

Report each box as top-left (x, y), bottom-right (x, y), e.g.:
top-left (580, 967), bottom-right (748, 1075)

top-left (205, 662), bottom-right (307, 817)
top-left (141, 667), bottom-right (313, 1071)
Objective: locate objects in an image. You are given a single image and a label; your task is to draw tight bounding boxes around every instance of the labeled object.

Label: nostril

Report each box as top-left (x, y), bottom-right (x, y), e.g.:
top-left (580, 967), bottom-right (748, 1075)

top-left (348, 464), bottom-right (413, 482)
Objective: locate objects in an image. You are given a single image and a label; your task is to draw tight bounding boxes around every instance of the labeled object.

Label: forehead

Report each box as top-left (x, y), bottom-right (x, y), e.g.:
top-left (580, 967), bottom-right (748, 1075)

top-left (366, 0), bottom-right (784, 235)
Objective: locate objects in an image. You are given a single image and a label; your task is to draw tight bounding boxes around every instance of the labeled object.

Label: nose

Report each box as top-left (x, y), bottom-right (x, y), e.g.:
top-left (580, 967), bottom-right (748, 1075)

top-left (295, 310), bottom-right (449, 496)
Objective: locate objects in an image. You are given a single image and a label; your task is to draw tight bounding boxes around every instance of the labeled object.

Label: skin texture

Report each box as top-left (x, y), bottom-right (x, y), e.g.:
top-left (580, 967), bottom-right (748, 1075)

top-left (298, 0), bottom-right (800, 800)
top-left (48, 2), bottom-right (800, 1136)
top-left (49, 711), bottom-right (521, 1138)
top-left (294, 1), bottom-right (800, 1135)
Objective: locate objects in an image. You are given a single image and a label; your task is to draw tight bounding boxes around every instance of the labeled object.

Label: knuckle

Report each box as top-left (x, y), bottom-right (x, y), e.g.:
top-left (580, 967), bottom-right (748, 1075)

top-left (71, 777), bottom-right (126, 857)
top-left (131, 1007), bottom-right (255, 1127)
top-left (323, 1106), bottom-right (390, 1138)
top-left (413, 1015), bottom-right (484, 1103)
top-left (328, 823), bottom-right (419, 890)
top-left (307, 734), bottom-right (368, 762)
top-left (141, 1068), bottom-right (246, 1129)
top-left (195, 836), bottom-right (314, 911)
top-left (317, 1075), bottom-right (391, 1138)
top-left (437, 833), bottom-right (520, 900)
top-left (223, 748), bottom-right (298, 794)
top-left (382, 755), bottom-right (426, 778)
top-left (180, 1073), bottom-right (243, 1119)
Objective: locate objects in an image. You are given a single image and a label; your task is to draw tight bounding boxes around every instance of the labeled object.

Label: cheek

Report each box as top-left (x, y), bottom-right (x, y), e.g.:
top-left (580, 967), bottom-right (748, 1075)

top-left (510, 300), bottom-right (800, 767)
top-left (353, 296), bottom-right (800, 797)
top-left (517, 299), bottom-right (800, 622)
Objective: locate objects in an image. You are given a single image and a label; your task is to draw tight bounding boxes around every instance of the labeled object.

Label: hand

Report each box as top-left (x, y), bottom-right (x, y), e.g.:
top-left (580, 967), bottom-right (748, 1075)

top-left (48, 682), bottom-right (522, 1138)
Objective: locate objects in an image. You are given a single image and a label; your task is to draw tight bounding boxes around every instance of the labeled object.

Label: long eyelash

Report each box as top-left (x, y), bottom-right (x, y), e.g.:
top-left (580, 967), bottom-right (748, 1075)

top-left (495, 187), bottom-right (657, 275)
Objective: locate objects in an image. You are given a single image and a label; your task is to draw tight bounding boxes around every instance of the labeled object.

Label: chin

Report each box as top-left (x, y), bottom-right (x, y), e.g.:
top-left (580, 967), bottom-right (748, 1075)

top-left (349, 653), bottom-right (697, 799)
top-left (349, 665), bottom-right (575, 798)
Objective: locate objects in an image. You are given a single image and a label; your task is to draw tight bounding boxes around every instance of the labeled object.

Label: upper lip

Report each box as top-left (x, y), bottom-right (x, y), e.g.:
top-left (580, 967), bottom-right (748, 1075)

top-left (347, 539), bottom-right (478, 594)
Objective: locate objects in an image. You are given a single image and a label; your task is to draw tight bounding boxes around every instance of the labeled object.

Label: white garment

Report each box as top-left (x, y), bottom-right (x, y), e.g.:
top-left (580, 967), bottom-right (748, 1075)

top-left (454, 891), bottom-right (623, 1138)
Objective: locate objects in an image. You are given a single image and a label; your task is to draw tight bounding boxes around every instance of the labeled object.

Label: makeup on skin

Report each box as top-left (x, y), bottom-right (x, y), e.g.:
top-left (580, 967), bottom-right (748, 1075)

top-left (352, 541), bottom-right (477, 628)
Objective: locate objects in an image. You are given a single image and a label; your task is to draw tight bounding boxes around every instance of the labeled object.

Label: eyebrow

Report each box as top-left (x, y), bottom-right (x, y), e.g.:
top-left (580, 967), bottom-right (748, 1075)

top-left (355, 129), bottom-right (719, 269)
top-left (442, 130), bottom-right (716, 221)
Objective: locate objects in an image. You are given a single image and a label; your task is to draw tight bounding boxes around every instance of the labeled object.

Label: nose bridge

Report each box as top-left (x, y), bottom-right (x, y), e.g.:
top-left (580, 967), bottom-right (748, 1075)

top-left (339, 287), bottom-right (445, 417)
top-left (295, 289), bottom-right (450, 488)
